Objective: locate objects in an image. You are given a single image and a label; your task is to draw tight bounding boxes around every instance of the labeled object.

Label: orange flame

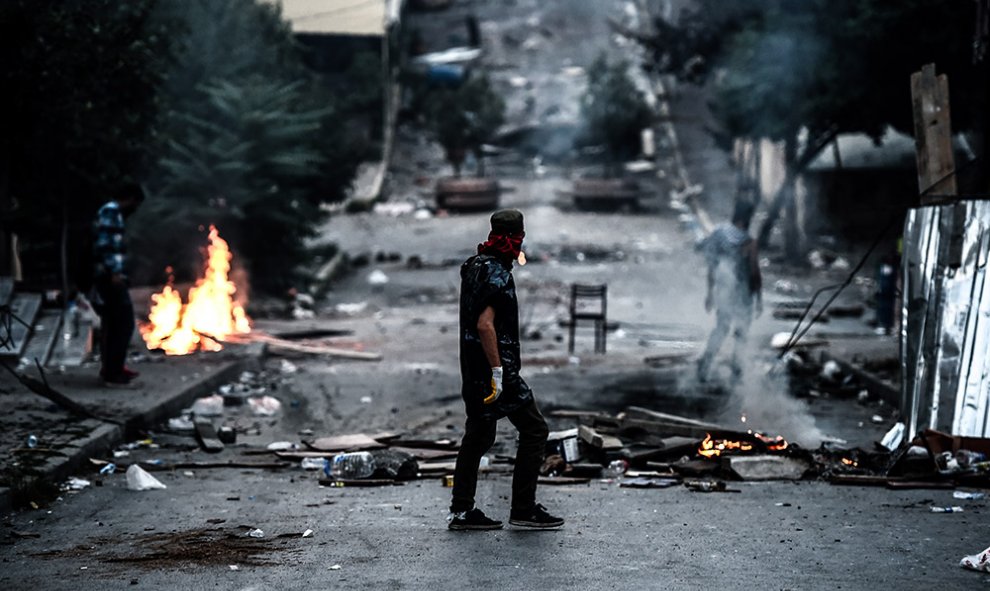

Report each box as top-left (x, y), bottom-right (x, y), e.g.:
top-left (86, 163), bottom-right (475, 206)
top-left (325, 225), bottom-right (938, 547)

top-left (698, 432), bottom-right (789, 458)
top-left (141, 226), bottom-right (250, 355)
top-left (698, 433), bottom-right (754, 458)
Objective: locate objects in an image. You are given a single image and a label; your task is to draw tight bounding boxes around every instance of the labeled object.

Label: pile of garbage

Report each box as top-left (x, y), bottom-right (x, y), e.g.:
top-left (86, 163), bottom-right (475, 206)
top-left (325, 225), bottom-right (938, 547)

top-left (539, 405), bottom-right (990, 493)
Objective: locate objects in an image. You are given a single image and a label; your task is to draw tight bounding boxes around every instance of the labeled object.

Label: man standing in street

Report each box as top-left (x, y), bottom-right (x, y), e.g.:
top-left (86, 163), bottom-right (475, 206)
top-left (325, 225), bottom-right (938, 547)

top-left (92, 183), bottom-right (144, 386)
top-left (449, 209), bottom-right (564, 531)
top-left (697, 200), bottom-right (762, 382)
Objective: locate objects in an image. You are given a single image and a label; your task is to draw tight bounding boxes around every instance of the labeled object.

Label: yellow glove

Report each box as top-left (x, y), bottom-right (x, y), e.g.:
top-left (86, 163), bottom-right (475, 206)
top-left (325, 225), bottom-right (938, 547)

top-left (483, 366), bottom-right (503, 404)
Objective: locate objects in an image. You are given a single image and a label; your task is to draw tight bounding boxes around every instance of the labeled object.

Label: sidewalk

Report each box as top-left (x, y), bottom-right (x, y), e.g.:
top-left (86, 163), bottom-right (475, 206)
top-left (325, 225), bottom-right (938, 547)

top-left (0, 353), bottom-right (258, 515)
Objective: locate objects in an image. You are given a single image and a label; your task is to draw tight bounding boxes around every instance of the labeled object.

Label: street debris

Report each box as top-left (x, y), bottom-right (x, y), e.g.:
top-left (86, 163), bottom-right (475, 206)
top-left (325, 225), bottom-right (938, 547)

top-left (194, 421), bottom-right (225, 453)
top-left (246, 528), bottom-right (265, 538)
top-left (325, 452), bottom-right (376, 480)
top-left (930, 506), bottom-right (964, 513)
top-left (191, 394), bottom-right (225, 417)
top-left (126, 465), bottom-right (167, 491)
top-left (64, 477), bottom-right (91, 491)
top-left (300, 458), bottom-right (325, 471)
top-left (248, 396), bottom-right (282, 416)
top-left (960, 546), bottom-right (990, 573)
top-left (953, 491), bottom-right (986, 500)
top-left (168, 415), bottom-right (195, 432)
top-left (367, 269), bottom-right (389, 286)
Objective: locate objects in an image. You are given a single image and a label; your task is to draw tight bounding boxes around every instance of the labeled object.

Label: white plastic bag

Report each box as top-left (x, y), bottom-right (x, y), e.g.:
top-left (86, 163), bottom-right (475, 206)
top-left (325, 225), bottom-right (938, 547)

top-left (191, 394), bottom-right (224, 417)
top-left (126, 464), bottom-right (167, 491)
top-left (248, 396), bottom-right (282, 416)
top-left (961, 546), bottom-right (990, 572)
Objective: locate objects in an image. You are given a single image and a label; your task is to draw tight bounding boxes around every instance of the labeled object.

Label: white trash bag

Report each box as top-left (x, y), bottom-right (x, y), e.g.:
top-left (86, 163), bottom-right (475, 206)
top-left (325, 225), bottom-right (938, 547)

top-left (126, 464), bottom-right (167, 491)
top-left (960, 545), bottom-right (990, 572)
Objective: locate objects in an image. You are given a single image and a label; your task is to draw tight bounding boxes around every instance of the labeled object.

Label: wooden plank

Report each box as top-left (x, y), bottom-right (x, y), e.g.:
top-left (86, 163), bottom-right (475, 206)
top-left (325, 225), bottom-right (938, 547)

top-left (388, 446), bottom-right (458, 460)
top-left (386, 438), bottom-right (458, 450)
top-left (911, 63), bottom-right (957, 201)
top-left (538, 476), bottom-right (591, 485)
top-left (194, 421), bottom-right (225, 453)
top-left (611, 417), bottom-right (713, 439)
top-left (232, 333), bottom-right (382, 360)
top-left (318, 478), bottom-right (401, 487)
top-left (0, 293), bottom-right (42, 358)
top-left (417, 461), bottom-right (457, 472)
top-left (307, 434), bottom-right (386, 452)
top-left (624, 406), bottom-right (728, 431)
top-left (578, 425), bottom-right (623, 450)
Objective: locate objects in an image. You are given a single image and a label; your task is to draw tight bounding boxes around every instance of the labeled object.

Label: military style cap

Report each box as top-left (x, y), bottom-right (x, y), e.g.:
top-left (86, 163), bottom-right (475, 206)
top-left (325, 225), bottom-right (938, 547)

top-left (490, 209), bottom-right (524, 234)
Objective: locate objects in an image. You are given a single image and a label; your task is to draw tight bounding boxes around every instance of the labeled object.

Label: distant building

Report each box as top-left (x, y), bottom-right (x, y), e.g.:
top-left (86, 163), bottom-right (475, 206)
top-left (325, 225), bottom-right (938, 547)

top-left (263, 0), bottom-right (406, 142)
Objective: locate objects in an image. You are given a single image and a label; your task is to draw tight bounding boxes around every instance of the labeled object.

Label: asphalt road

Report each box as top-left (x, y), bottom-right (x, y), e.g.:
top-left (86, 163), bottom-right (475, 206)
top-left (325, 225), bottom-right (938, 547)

top-left (2, 1), bottom-right (985, 589)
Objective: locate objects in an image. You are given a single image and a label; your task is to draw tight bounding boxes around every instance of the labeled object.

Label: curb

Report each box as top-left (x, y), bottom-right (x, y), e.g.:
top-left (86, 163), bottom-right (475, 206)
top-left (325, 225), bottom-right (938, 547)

top-left (121, 359), bottom-right (255, 439)
top-left (1, 358), bottom-right (258, 516)
top-left (309, 250), bottom-right (350, 298)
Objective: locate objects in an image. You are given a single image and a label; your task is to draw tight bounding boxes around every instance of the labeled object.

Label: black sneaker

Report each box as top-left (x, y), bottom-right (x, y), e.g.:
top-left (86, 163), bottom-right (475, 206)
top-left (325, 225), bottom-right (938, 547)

top-left (448, 508), bottom-right (503, 531)
top-left (509, 503), bottom-right (564, 529)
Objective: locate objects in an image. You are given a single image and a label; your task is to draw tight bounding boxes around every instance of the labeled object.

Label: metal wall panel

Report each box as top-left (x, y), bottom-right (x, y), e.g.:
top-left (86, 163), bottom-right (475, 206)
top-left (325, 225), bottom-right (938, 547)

top-left (903, 201), bottom-right (990, 438)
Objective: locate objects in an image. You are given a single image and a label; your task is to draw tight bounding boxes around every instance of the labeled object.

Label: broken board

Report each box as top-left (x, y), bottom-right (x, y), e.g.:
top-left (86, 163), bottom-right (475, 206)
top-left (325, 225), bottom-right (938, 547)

top-left (725, 455), bottom-right (809, 481)
top-left (308, 434), bottom-right (386, 452)
top-left (579, 425), bottom-right (623, 450)
top-left (194, 421), bottom-right (225, 453)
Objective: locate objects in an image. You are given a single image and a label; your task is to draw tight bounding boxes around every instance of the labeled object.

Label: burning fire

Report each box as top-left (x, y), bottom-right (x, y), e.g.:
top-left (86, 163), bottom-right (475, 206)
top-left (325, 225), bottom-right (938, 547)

top-left (699, 434), bottom-right (754, 458)
top-left (698, 432), bottom-right (789, 458)
top-left (141, 226), bottom-right (250, 355)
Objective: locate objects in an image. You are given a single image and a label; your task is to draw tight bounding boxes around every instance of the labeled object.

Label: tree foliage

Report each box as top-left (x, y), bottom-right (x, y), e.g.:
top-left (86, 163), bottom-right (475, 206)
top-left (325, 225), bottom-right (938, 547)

top-left (643, 0), bottom-right (980, 151)
top-left (132, 0), bottom-right (360, 292)
top-left (0, 0), bottom-right (169, 284)
top-left (636, 0), bottom-right (983, 250)
top-left (421, 73), bottom-right (505, 176)
top-left (579, 54), bottom-right (654, 174)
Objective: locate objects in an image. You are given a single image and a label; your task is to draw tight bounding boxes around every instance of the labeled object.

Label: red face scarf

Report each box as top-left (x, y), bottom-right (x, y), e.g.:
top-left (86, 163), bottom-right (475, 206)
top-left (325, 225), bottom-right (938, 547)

top-left (478, 231), bottom-right (524, 262)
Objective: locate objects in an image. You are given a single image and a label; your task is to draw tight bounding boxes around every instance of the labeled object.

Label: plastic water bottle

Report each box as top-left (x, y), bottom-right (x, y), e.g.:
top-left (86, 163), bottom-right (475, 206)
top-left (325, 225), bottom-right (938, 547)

top-left (603, 459), bottom-right (628, 479)
top-left (326, 452), bottom-right (376, 479)
top-left (27, 435), bottom-right (38, 449)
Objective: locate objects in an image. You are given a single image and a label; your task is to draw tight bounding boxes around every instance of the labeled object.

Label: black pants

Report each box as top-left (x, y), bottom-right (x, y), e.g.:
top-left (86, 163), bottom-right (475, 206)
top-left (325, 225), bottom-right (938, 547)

top-left (95, 280), bottom-right (135, 379)
top-left (450, 399), bottom-right (549, 514)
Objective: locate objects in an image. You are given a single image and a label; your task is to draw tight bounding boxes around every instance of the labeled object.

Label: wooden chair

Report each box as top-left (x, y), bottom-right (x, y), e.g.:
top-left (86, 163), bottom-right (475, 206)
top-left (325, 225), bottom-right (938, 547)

top-left (569, 283), bottom-right (607, 354)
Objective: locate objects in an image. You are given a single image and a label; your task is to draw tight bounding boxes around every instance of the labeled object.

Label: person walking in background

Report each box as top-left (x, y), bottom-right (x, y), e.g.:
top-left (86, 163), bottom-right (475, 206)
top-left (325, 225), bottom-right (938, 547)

top-left (449, 209), bottom-right (563, 531)
top-left (697, 200), bottom-right (762, 382)
top-left (92, 183), bottom-right (144, 386)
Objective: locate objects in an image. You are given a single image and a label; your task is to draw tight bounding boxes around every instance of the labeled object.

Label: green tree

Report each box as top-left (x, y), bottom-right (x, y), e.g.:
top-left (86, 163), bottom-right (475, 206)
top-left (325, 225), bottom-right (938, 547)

top-left (0, 0), bottom-right (169, 289)
top-left (580, 54), bottom-right (654, 176)
top-left (422, 74), bottom-right (505, 177)
top-left (134, 0), bottom-right (359, 292)
top-left (634, 0), bottom-right (982, 256)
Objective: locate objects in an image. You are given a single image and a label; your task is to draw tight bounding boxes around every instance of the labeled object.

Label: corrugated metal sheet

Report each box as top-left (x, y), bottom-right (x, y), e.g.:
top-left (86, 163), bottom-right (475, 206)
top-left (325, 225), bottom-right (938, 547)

top-left (902, 201), bottom-right (990, 438)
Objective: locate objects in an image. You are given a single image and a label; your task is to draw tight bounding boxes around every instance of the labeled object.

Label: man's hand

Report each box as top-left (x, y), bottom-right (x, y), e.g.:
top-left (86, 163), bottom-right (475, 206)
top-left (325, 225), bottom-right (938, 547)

top-left (484, 366), bottom-right (503, 404)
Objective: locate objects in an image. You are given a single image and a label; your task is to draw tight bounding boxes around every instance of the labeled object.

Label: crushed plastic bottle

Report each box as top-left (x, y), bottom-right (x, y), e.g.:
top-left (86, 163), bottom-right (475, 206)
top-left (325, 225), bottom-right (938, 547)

top-left (603, 459), bottom-right (628, 479)
top-left (326, 452), bottom-right (376, 479)
top-left (99, 463), bottom-right (116, 475)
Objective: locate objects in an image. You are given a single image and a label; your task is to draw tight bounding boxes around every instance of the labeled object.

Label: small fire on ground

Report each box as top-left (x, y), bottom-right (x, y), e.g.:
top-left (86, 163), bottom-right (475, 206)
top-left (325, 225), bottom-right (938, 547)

top-left (698, 432), bottom-right (789, 458)
top-left (141, 226), bottom-right (250, 355)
